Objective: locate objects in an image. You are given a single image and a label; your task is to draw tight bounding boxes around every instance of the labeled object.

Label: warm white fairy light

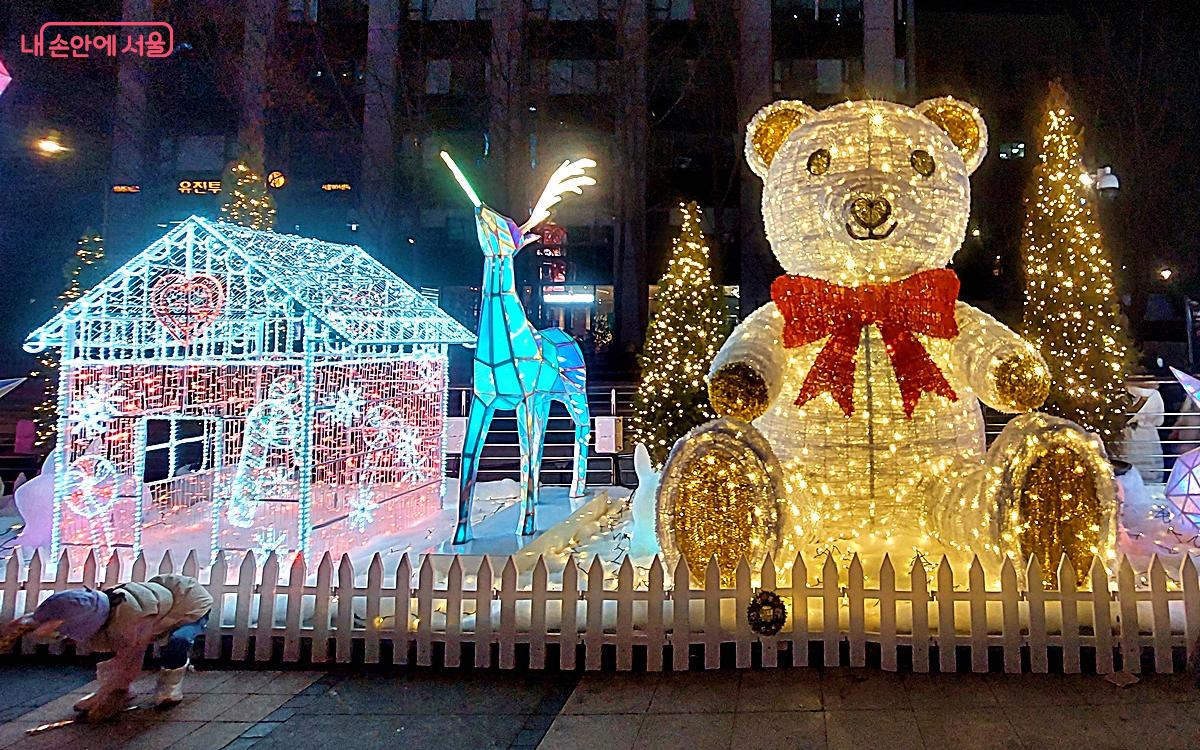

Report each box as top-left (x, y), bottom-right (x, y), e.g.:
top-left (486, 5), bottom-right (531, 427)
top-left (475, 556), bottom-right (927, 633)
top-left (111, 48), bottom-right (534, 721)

top-left (220, 160), bottom-right (277, 230)
top-left (658, 97), bottom-right (1115, 575)
top-left (729, 98), bottom-right (1017, 557)
top-left (1020, 84), bottom-right (1131, 443)
top-left (33, 232), bottom-right (106, 447)
top-left (630, 201), bottom-right (729, 467)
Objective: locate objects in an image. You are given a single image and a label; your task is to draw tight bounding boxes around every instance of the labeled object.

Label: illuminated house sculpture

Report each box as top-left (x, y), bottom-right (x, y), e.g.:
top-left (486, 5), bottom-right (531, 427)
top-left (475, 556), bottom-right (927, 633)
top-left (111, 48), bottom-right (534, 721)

top-left (25, 216), bottom-right (474, 563)
top-left (1164, 367), bottom-right (1200, 525)
top-left (440, 153), bottom-right (594, 544)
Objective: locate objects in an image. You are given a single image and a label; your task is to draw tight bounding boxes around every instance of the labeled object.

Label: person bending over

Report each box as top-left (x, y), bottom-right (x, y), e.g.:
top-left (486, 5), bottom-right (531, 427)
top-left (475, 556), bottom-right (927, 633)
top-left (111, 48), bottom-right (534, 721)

top-left (0, 574), bottom-right (212, 722)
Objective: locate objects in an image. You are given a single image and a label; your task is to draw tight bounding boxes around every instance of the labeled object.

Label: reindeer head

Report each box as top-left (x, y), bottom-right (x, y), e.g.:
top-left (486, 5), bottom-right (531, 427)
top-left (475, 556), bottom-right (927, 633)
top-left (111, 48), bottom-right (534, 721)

top-left (440, 152), bottom-right (596, 259)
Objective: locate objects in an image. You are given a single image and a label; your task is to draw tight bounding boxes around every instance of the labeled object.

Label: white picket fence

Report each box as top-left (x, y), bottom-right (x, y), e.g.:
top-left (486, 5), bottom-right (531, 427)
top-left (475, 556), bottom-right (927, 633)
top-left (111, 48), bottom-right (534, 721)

top-left (3, 547), bottom-right (1199, 673)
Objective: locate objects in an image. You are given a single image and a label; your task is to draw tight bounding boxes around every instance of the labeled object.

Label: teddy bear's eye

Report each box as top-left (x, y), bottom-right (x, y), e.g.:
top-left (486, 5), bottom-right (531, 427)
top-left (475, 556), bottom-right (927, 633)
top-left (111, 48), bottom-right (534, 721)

top-left (910, 149), bottom-right (935, 177)
top-left (807, 149), bottom-right (831, 176)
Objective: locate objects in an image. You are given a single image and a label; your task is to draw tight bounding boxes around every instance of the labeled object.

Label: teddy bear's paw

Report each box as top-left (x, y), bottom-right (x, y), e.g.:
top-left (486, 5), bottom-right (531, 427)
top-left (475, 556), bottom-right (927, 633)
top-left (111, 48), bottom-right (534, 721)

top-left (991, 353), bottom-right (1050, 412)
top-left (989, 413), bottom-right (1117, 587)
top-left (1014, 441), bottom-right (1104, 587)
top-left (656, 417), bottom-right (785, 585)
top-left (708, 362), bottom-right (771, 422)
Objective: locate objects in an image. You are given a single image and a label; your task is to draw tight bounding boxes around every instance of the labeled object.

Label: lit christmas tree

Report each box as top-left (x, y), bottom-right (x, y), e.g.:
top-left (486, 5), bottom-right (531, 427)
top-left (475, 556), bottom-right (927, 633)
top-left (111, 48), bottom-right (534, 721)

top-left (220, 157), bottom-right (276, 230)
top-left (1020, 82), bottom-right (1132, 442)
top-left (59, 230), bottom-right (104, 304)
top-left (32, 231), bottom-right (106, 447)
top-left (631, 202), bottom-right (729, 466)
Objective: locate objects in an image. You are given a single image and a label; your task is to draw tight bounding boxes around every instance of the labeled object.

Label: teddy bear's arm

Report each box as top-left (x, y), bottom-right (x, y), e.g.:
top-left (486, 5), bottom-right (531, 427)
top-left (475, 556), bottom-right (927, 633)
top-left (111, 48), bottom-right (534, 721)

top-left (707, 302), bottom-right (785, 422)
top-left (953, 302), bottom-right (1050, 413)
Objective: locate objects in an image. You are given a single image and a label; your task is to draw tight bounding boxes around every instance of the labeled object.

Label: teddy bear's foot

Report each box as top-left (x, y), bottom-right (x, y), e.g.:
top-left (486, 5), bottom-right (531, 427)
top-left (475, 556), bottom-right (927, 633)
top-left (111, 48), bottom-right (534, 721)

top-left (984, 413), bottom-right (1118, 585)
top-left (656, 417), bottom-right (787, 584)
top-left (924, 464), bottom-right (994, 554)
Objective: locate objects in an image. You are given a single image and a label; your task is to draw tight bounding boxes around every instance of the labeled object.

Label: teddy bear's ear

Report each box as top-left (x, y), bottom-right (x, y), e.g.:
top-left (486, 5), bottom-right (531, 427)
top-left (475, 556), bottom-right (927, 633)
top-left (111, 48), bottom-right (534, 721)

top-left (744, 100), bottom-right (818, 179)
top-left (914, 97), bottom-right (988, 174)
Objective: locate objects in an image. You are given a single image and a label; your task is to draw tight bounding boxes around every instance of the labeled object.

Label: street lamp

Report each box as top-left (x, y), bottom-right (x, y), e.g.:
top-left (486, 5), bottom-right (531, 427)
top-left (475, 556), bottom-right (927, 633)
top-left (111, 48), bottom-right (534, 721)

top-left (34, 132), bottom-right (68, 156)
top-left (1160, 267), bottom-right (1173, 281)
top-left (1092, 165), bottom-right (1119, 199)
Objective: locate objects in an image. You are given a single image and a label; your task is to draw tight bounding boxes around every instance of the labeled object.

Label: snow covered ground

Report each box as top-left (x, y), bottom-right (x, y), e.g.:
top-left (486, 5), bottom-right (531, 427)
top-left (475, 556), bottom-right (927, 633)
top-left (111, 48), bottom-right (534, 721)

top-left (1, 478), bottom-right (629, 576)
top-left (547, 464), bottom-right (1198, 589)
top-left (2, 458), bottom-right (1194, 590)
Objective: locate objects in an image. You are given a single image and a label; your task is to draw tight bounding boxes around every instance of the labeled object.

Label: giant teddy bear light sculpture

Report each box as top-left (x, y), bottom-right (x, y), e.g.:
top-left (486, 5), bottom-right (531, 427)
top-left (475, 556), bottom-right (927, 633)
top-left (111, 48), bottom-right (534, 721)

top-left (656, 97), bottom-right (1118, 581)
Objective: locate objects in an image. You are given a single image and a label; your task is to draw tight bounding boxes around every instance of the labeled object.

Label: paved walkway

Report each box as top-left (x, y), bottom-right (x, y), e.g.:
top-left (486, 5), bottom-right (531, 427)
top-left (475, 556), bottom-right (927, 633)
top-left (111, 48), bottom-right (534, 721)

top-left (0, 663), bottom-right (1197, 749)
top-left (540, 669), bottom-right (1199, 750)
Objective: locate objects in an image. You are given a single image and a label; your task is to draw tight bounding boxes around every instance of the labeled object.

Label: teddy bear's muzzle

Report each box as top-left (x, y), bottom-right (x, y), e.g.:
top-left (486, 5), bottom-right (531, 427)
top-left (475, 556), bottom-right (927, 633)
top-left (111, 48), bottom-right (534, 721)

top-left (845, 194), bottom-right (897, 240)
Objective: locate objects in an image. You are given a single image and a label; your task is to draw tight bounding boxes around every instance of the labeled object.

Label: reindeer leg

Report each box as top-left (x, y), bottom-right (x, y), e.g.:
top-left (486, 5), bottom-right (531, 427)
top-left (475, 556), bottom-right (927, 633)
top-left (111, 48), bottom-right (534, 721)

top-left (568, 391), bottom-right (591, 498)
top-left (515, 398), bottom-right (534, 536)
top-left (453, 396), bottom-right (494, 545)
top-left (519, 395), bottom-right (551, 536)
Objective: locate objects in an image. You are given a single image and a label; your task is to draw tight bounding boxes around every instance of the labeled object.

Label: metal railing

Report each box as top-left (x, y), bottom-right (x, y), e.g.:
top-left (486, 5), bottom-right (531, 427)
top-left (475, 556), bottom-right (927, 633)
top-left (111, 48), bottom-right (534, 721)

top-left (443, 377), bottom-right (1197, 489)
top-left (443, 385), bottom-right (637, 487)
top-left (984, 376), bottom-right (1192, 486)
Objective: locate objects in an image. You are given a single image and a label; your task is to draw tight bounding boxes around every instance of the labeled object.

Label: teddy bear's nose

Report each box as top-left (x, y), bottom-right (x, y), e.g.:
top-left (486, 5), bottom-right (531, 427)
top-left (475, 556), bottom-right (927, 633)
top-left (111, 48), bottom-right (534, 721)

top-left (848, 195), bottom-right (893, 229)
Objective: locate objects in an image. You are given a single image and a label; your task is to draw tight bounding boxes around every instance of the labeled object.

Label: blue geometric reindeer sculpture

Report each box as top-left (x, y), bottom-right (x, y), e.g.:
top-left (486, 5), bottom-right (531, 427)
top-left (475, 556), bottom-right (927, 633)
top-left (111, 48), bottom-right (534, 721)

top-left (442, 153), bottom-right (594, 544)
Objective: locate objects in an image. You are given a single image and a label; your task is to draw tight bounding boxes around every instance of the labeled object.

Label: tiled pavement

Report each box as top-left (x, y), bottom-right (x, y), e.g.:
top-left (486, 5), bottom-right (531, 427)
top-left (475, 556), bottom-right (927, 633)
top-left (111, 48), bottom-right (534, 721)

top-left (0, 664), bottom-right (577, 750)
top-left (1, 663), bottom-right (1197, 750)
top-left (540, 669), bottom-right (1200, 750)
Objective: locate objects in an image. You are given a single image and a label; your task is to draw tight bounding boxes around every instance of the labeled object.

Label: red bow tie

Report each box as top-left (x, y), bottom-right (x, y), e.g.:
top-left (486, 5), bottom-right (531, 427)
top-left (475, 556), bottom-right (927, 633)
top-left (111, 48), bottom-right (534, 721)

top-left (771, 269), bottom-right (960, 417)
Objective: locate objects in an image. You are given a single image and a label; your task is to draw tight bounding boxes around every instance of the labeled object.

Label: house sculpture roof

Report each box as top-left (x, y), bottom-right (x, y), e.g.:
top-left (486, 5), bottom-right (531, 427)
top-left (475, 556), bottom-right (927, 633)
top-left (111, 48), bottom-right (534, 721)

top-left (26, 216), bottom-right (475, 355)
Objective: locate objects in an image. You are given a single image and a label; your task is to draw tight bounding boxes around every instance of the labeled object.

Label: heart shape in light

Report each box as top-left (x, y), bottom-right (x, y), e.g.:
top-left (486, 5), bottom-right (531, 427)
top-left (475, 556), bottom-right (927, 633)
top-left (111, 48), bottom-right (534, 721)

top-left (151, 272), bottom-right (226, 343)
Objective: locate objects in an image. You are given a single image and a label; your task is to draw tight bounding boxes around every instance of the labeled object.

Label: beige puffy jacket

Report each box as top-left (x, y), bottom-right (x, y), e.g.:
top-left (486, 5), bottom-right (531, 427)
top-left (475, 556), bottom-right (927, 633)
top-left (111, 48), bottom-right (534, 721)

top-left (90, 574), bottom-right (213, 693)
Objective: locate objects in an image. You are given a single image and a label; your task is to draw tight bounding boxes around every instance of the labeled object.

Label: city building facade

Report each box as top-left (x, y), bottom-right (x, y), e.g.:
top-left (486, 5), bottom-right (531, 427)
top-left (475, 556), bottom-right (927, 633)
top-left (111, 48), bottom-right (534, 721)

top-left (99, 0), bottom-right (916, 362)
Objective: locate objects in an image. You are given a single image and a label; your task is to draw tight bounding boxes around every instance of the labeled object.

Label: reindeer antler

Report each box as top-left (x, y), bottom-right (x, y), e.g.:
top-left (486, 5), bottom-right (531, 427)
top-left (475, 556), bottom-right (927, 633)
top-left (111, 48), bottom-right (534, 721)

top-left (520, 158), bottom-right (597, 234)
top-left (440, 151), bottom-right (482, 207)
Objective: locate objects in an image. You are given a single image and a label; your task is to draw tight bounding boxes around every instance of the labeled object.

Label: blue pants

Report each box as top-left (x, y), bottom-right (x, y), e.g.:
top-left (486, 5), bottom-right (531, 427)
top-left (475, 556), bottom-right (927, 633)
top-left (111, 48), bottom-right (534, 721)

top-left (159, 613), bottom-right (209, 669)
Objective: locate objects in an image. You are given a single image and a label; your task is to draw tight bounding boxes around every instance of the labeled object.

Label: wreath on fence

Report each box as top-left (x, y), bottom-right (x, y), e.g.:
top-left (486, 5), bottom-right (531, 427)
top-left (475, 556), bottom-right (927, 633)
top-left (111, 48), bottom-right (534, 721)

top-left (747, 589), bottom-right (787, 636)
